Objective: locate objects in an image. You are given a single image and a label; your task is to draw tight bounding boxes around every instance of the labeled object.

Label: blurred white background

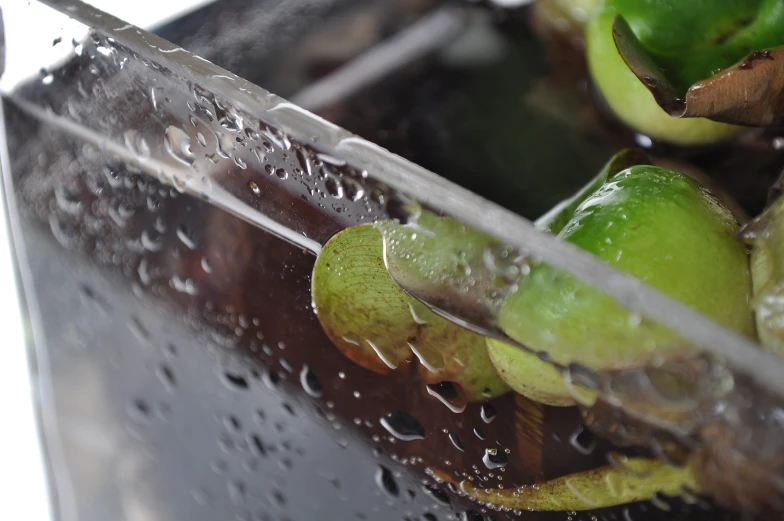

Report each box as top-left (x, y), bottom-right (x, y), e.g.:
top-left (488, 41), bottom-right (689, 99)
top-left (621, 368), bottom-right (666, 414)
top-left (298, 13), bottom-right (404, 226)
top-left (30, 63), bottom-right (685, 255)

top-left (0, 1), bottom-right (214, 519)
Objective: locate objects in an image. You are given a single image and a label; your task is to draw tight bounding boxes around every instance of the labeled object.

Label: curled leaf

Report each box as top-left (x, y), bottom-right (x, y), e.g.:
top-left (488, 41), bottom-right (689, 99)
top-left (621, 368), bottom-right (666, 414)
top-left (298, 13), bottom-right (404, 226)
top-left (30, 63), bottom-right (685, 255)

top-left (378, 208), bottom-right (524, 340)
top-left (430, 458), bottom-right (697, 511)
top-left (586, 11), bottom-right (740, 145)
top-left (612, 13), bottom-right (784, 126)
top-left (311, 223), bottom-right (508, 401)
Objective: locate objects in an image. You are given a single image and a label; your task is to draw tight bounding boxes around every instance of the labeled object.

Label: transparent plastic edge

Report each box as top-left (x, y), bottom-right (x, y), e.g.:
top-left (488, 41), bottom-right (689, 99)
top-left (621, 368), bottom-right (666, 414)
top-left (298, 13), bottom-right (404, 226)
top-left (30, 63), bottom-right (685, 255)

top-left (27, 0), bottom-right (784, 397)
top-left (0, 103), bottom-right (59, 520)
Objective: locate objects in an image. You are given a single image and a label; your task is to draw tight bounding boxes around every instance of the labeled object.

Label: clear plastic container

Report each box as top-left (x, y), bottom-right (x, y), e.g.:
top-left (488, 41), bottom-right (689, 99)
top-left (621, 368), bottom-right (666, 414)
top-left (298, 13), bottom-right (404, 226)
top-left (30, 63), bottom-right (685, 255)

top-left (3, 1), bottom-right (784, 521)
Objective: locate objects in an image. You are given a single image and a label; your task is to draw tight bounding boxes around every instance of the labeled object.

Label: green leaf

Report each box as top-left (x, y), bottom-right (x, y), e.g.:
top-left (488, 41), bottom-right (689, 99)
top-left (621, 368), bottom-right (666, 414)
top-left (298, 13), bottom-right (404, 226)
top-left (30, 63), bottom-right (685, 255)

top-left (586, 12), bottom-right (741, 144)
top-left (588, 0), bottom-right (784, 130)
top-left (607, 0), bottom-right (784, 92)
top-left (430, 457), bottom-right (697, 511)
top-left (311, 223), bottom-right (509, 401)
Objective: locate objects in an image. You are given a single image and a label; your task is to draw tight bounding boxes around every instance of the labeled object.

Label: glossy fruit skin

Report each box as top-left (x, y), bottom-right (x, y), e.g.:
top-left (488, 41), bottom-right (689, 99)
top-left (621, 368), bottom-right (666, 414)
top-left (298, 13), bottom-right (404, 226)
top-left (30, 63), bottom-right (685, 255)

top-left (604, 0), bottom-right (784, 90)
top-left (586, 11), bottom-right (741, 145)
top-left (312, 223), bottom-right (509, 401)
top-left (488, 166), bottom-right (754, 405)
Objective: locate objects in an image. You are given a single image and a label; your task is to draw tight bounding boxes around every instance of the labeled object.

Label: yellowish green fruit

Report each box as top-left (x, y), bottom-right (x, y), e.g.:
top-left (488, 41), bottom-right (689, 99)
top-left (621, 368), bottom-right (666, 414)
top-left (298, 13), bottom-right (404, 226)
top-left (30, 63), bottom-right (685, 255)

top-left (488, 150), bottom-right (646, 407)
top-left (311, 223), bottom-right (509, 401)
top-left (586, 11), bottom-right (741, 145)
top-left (488, 165), bottom-right (754, 405)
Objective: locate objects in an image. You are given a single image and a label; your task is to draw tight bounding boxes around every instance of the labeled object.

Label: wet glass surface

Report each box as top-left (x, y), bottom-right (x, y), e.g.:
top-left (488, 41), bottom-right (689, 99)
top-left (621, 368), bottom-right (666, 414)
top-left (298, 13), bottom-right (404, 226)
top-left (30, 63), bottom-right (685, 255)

top-left (3, 2), bottom-right (784, 521)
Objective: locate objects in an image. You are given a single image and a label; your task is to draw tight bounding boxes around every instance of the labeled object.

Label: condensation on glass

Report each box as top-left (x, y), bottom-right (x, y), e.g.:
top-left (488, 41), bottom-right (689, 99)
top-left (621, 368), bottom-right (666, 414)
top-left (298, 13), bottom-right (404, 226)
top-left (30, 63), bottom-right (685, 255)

top-left (2, 1), bottom-right (784, 521)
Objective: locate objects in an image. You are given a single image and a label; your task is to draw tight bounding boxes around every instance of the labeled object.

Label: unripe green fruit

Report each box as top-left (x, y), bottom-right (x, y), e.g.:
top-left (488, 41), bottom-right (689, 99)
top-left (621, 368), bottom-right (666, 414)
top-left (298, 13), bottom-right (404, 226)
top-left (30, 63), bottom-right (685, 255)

top-left (311, 223), bottom-right (509, 402)
top-left (488, 165), bottom-right (754, 405)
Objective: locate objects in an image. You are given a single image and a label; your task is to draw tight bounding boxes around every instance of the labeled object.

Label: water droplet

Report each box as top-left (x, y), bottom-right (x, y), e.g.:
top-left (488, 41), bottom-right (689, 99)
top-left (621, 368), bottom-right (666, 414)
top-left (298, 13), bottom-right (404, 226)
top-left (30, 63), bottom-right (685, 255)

top-left (55, 184), bottom-right (83, 214)
top-left (163, 126), bottom-right (195, 165)
top-left (482, 448), bottom-right (508, 469)
top-left (280, 358), bottom-right (294, 372)
top-left (569, 426), bottom-right (596, 455)
top-left (425, 382), bottom-right (467, 413)
top-left (325, 175), bottom-right (344, 199)
top-left (124, 129), bottom-right (150, 158)
top-left (422, 485), bottom-right (451, 506)
top-left (275, 168), bottom-right (288, 180)
top-left (222, 370), bottom-right (249, 391)
top-left (473, 427), bottom-right (486, 440)
top-left (380, 412), bottom-right (425, 441)
top-left (146, 194), bottom-right (161, 211)
top-left (141, 229), bottom-right (163, 252)
top-left (316, 153), bottom-right (347, 166)
top-left (245, 128), bottom-right (259, 140)
top-left (375, 465), bottom-right (399, 497)
top-left (296, 149), bottom-right (313, 175)
top-left (269, 489), bottom-right (286, 507)
top-left (156, 364), bottom-right (176, 392)
top-left (650, 492), bottom-right (671, 512)
top-left (223, 414), bottom-right (242, 433)
top-left (248, 181), bottom-right (261, 196)
top-left (137, 258), bottom-right (152, 285)
top-left (366, 339), bottom-right (398, 369)
top-left (262, 370), bottom-right (280, 390)
top-left (408, 343), bottom-right (444, 373)
top-left (201, 257), bottom-right (213, 273)
top-left (249, 433), bottom-right (266, 456)
top-left (300, 365), bottom-right (323, 398)
top-left (408, 303), bottom-right (428, 325)
top-left (176, 224), bottom-right (197, 249)
top-left (343, 178), bottom-right (365, 202)
top-left (263, 128), bottom-right (290, 150)
top-left (128, 315), bottom-right (150, 344)
top-left (234, 156), bottom-right (247, 169)
top-left (149, 87), bottom-right (160, 112)
top-left (480, 404), bottom-right (497, 424)
top-left (171, 275), bottom-right (198, 295)
top-left (228, 479), bottom-right (246, 504)
top-left (216, 132), bottom-right (236, 158)
top-left (127, 398), bottom-right (151, 423)
top-left (448, 432), bottom-right (465, 452)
